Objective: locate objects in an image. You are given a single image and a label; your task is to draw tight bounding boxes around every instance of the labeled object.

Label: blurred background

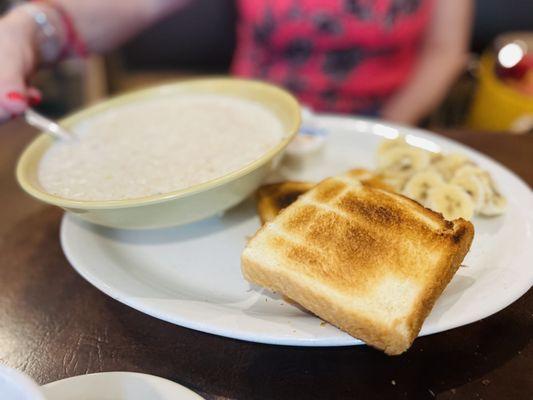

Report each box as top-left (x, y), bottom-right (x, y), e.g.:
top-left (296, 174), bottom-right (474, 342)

top-left (1, 0), bottom-right (533, 131)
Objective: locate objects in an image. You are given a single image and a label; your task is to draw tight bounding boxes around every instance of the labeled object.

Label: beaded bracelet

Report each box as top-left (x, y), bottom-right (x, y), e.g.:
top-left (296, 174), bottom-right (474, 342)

top-left (17, 0), bottom-right (87, 64)
top-left (33, 0), bottom-right (87, 58)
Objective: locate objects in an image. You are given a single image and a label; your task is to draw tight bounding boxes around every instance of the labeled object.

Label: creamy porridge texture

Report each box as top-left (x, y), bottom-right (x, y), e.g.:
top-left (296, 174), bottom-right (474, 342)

top-left (38, 94), bottom-right (284, 201)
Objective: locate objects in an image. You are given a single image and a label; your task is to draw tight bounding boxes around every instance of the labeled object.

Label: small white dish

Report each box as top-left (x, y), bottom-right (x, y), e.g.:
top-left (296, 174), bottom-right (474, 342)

top-left (0, 364), bottom-right (45, 400)
top-left (60, 115), bottom-right (533, 346)
top-left (41, 372), bottom-right (203, 400)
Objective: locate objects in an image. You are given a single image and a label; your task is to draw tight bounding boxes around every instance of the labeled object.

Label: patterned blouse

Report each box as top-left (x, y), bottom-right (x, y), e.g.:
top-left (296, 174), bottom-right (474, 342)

top-left (231, 0), bottom-right (434, 115)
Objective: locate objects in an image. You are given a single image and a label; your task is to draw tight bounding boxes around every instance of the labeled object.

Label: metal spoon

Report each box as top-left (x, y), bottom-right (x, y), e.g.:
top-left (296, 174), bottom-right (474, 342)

top-left (24, 108), bottom-right (73, 141)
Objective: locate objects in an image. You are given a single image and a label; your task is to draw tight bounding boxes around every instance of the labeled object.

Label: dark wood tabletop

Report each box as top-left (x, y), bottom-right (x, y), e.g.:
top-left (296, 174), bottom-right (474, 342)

top-left (0, 120), bottom-right (531, 400)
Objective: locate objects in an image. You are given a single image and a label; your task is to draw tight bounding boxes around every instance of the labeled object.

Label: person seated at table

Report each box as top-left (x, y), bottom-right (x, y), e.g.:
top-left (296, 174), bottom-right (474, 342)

top-left (0, 0), bottom-right (471, 125)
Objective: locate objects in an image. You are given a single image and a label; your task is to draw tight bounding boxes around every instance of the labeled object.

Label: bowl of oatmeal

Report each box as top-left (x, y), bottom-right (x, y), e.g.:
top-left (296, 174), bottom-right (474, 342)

top-left (16, 78), bottom-right (301, 229)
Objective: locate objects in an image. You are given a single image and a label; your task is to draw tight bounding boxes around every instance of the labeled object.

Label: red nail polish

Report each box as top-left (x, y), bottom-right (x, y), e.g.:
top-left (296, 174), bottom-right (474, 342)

top-left (6, 91), bottom-right (27, 102)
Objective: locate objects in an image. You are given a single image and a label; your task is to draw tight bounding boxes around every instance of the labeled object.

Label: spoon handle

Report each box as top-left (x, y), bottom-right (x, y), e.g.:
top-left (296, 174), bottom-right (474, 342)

top-left (24, 108), bottom-right (72, 140)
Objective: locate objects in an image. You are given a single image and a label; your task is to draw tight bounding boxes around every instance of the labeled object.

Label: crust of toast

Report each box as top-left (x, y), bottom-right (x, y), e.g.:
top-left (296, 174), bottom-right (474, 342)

top-left (243, 173), bottom-right (474, 355)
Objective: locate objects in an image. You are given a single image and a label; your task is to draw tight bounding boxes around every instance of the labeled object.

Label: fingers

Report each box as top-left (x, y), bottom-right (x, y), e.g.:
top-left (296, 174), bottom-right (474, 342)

top-left (0, 86), bottom-right (42, 124)
top-left (0, 88), bottom-right (26, 124)
top-left (0, 71), bottom-right (27, 114)
top-left (0, 64), bottom-right (41, 123)
top-left (0, 80), bottom-right (42, 124)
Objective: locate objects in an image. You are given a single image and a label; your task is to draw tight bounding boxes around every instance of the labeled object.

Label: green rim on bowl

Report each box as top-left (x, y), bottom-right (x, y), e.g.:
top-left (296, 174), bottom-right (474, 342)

top-left (16, 77), bottom-right (301, 210)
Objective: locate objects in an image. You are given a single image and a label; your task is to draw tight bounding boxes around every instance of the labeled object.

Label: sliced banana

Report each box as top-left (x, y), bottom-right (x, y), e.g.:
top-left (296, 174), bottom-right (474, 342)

top-left (479, 174), bottom-right (507, 216)
top-left (480, 192), bottom-right (507, 216)
top-left (402, 170), bottom-right (444, 206)
top-left (377, 146), bottom-right (431, 176)
top-left (427, 183), bottom-right (475, 221)
top-left (375, 172), bottom-right (409, 192)
top-left (451, 166), bottom-right (487, 212)
top-left (479, 173), bottom-right (506, 216)
top-left (452, 165), bottom-right (506, 216)
top-left (432, 153), bottom-right (471, 181)
top-left (377, 136), bottom-right (406, 156)
top-left (374, 139), bottom-right (507, 219)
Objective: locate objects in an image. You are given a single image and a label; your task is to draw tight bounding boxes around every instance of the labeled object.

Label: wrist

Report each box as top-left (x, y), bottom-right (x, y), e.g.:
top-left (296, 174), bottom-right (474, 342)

top-left (3, 8), bottom-right (40, 72)
top-left (16, 3), bottom-right (68, 66)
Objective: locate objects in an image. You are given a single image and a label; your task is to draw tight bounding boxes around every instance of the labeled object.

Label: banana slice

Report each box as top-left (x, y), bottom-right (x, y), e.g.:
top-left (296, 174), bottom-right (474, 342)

top-left (377, 146), bottom-right (431, 176)
top-left (402, 170), bottom-right (444, 206)
top-left (432, 153), bottom-right (471, 181)
top-left (451, 166), bottom-right (487, 212)
top-left (377, 136), bottom-right (406, 156)
top-left (452, 165), bottom-right (506, 216)
top-left (480, 192), bottom-right (507, 216)
top-left (374, 139), bottom-right (507, 219)
top-left (427, 183), bottom-right (475, 221)
top-left (479, 174), bottom-right (507, 216)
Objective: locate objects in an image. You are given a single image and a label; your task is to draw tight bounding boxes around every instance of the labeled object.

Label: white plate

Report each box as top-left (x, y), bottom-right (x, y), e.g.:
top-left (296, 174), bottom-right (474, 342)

top-left (41, 372), bottom-right (203, 400)
top-left (60, 116), bottom-right (533, 346)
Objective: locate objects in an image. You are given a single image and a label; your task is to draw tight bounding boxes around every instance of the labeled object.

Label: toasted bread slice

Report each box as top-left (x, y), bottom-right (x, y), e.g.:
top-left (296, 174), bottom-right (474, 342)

top-left (243, 173), bottom-right (474, 355)
top-left (257, 170), bottom-right (393, 224)
top-left (257, 182), bottom-right (315, 224)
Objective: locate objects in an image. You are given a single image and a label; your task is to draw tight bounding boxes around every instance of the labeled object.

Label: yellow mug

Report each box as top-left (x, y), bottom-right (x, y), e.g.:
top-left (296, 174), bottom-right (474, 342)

top-left (467, 53), bottom-right (533, 133)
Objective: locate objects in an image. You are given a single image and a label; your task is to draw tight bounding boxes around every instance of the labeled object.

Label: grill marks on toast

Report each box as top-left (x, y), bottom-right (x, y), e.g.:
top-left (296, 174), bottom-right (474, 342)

top-left (279, 204), bottom-right (319, 234)
top-left (280, 210), bottom-right (382, 291)
top-left (311, 178), bottom-right (346, 203)
top-left (272, 179), bottom-right (424, 295)
top-left (378, 189), bottom-right (448, 230)
top-left (266, 234), bottom-right (328, 271)
top-left (338, 195), bottom-right (401, 226)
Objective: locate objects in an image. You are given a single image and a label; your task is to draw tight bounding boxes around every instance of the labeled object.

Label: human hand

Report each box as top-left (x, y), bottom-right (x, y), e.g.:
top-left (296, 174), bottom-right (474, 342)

top-left (0, 11), bottom-right (42, 124)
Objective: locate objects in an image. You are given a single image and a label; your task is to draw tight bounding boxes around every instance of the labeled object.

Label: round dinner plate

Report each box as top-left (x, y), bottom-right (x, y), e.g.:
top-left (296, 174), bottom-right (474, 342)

top-left (41, 372), bottom-right (203, 400)
top-left (60, 115), bottom-right (533, 346)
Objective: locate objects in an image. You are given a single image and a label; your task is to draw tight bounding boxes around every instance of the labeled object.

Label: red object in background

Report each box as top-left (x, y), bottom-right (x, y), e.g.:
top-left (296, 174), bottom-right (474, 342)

top-left (495, 40), bottom-right (533, 97)
top-left (497, 54), bottom-right (533, 80)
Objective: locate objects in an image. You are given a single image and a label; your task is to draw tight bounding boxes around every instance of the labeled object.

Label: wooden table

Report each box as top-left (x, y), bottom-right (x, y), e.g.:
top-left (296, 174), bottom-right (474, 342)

top-left (0, 121), bottom-right (531, 400)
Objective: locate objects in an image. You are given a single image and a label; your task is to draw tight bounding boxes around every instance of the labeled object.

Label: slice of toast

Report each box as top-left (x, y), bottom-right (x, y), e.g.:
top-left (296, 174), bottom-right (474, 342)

top-left (257, 169), bottom-right (393, 224)
top-left (257, 182), bottom-right (315, 224)
top-left (243, 173), bottom-right (474, 355)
